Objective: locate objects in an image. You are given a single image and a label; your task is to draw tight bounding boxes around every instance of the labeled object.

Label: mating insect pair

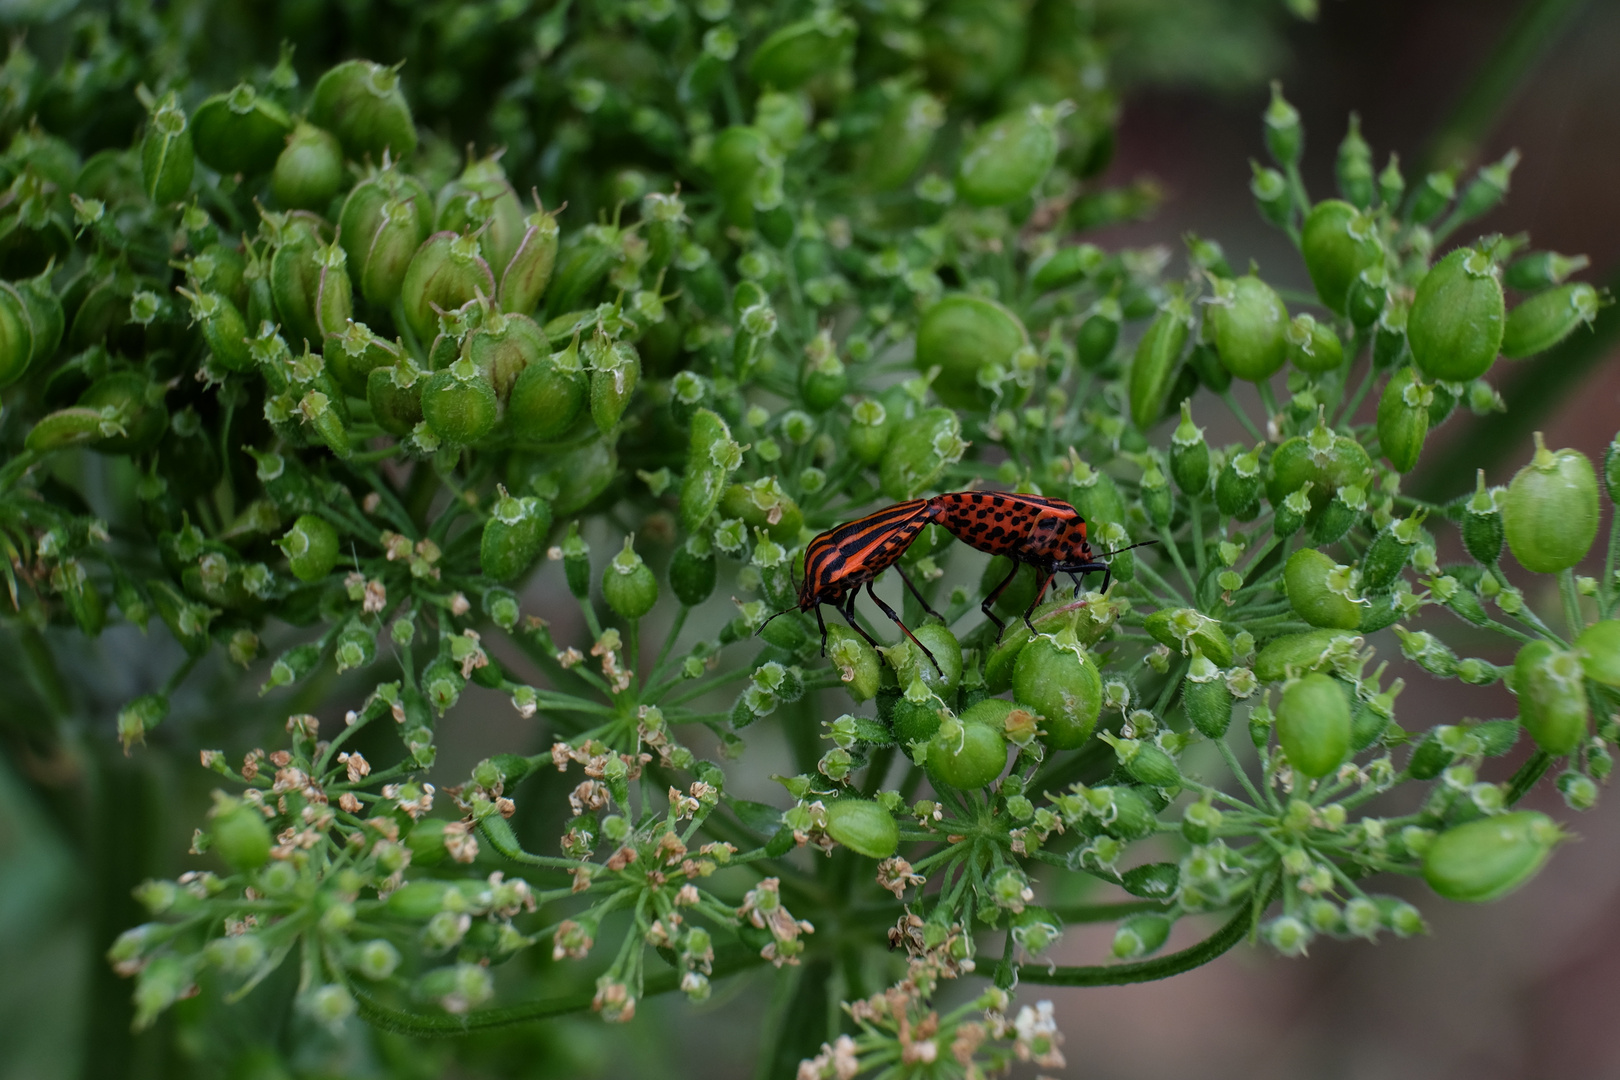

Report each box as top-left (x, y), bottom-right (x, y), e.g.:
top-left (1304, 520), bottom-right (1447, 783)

top-left (762, 490), bottom-right (1151, 672)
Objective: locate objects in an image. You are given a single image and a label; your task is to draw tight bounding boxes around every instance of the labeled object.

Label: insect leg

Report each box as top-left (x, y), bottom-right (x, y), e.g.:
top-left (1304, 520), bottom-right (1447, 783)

top-left (865, 580), bottom-right (942, 675)
top-left (979, 558), bottom-right (1021, 639)
top-left (894, 564), bottom-right (944, 622)
top-left (837, 590), bottom-right (885, 653)
top-left (815, 602), bottom-right (829, 657)
top-left (1023, 568), bottom-right (1056, 634)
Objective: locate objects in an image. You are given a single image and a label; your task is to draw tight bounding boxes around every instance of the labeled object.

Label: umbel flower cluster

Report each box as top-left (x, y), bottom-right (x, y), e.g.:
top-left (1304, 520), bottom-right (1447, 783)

top-left (0, 0), bottom-right (1616, 1073)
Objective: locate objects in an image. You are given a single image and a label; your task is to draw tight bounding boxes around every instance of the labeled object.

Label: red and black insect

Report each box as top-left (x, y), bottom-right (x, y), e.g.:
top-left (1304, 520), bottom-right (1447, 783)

top-left (926, 490), bottom-right (1144, 636)
top-left (760, 498), bottom-right (945, 671)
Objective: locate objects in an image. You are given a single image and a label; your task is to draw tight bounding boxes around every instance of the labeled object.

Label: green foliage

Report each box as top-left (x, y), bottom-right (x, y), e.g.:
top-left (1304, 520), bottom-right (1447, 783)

top-left (1, 2), bottom-right (1619, 1079)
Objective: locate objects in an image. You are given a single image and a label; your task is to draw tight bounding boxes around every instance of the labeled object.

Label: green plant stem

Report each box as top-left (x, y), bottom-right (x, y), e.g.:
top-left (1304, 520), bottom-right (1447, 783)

top-left (1218, 390), bottom-right (1264, 442)
top-left (1558, 568), bottom-right (1584, 637)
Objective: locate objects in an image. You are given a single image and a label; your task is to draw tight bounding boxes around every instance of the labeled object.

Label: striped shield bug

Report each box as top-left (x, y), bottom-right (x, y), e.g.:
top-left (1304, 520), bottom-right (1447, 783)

top-left (759, 498), bottom-right (945, 671)
top-left (926, 490), bottom-right (1152, 636)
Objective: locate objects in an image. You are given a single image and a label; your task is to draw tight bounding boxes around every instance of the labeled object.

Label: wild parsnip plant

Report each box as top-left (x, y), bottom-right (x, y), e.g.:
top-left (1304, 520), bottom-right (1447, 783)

top-left (1, 1), bottom-right (1617, 1076)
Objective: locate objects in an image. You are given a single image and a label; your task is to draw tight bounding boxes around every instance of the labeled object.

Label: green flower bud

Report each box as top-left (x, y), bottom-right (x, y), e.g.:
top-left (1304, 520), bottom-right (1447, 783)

top-left (206, 932), bottom-right (267, 975)
top-left (1113, 913), bottom-right (1172, 959)
top-left (309, 59), bottom-right (417, 161)
top-left (421, 359), bottom-right (499, 447)
top-left (190, 83), bottom-right (293, 176)
top-left (1251, 161), bottom-right (1291, 227)
top-left (1501, 282), bottom-right (1601, 359)
top-left (401, 232), bottom-right (497, 346)
top-left (272, 122), bottom-right (344, 211)
top-left (748, 11), bottom-right (855, 89)
top-left (1013, 631), bottom-right (1102, 749)
top-left (915, 294), bottom-right (1028, 411)
top-left (1265, 419), bottom-right (1374, 525)
top-left (1575, 620), bottom-right (1620, 687)
top-left (1215, 444), bottom-right (1264, 519)
top-left (1170, 402), bottom-right (1211, 494)
top-left (117, 693), bottom-right (168, 751)
top-left (1210, 274), bottom-right (1288, 382)
top-left (1423, 811), bottom-right (1560, 902)
top-left (481, 487), bottom-right (552, 583)
top-left (209, 792), bottom-right (272, 871)
top-left (1263, 81), bottom-right (1302, 167)
top-left (925, 714), bottom-right (1008, 790)
top-left (133, 954), bottom-right (191, 1030)
top-left (1505, 250), bottom-right (1589, 292)
top-left (1408, 247), bottom-right (1505, 382)
top-left (1129, 297), bottom-right (1192, 430)
top-left (278, 514), bottom-right (339, 582)
top-left (1376, 366), bottom-right (1432, 473)
top-left (1285, 313), bottom-right (1344, 374)
top-left (1301, 200), bottom-right (1381, 315)
top-left (498, 202), bottom-right (561, 316)
top-left (824, 798), bottom-right (899, 859)
top-left (141, 92), bottom-right (194, 205)
top-left (1076, 300), bottom-right (1121, 370)
top-left (1503, 432), bottom-right (1599, 573)
top-left (1276, 674), bottom-right (1352, 779)
top-left (880, 407), bottom-right (965, 501)
top-left (1514, 639), bottom-right (1589, 755)
top-left (603, 537), bottom-right (658, 620)
top-left (334, 619), bottom-right (377, 673)
top-left (587, 335), bottom-right (640, 433)
top-left (1335, 113), bottom-right (1374, 208)
top-left (1285, 548), bottom-right (1362, 630)
top-left (957, 102), bottom-right (1064, 207)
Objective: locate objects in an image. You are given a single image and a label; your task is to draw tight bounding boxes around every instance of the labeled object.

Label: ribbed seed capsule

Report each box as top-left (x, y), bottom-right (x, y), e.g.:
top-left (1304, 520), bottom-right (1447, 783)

top-left (1263, 81), bottom-right (1302, 167)
top-left (420, 357), bottom-right (499, 447)
top-left (1128, 296), bottom-right (1192, 430)
top-left (366, 356), bottom-right (423, 436)
top-left (1139, 462), bottom-right (1172, 529)
top-left (1209, 274), bottom-right (1288, 381)
top-left (1169, 401), bottom-right (1210, 495)
top-left (1285, 548), bottom-right (1362, 629)
top-left (313, 240), bottom-right (353, 343)
top-left (341, 171), bottom-right (433, 307)
top-left (859, 90), bottom-right (943, 192)
top-left (1606, 432), bottom-right (1620, 502)
top-left (1012, 629), bottom-right (1102, 749)
top-left (1266, 417), bottom-right (1373, 525)
top-left (480, 487), bottom-right (552, 582)
top-left (1251, 161), bottom-right (1290, 227)
top-left (508, 333), bottom-right (587, 442)
top-left (1372, 297), bottom-right (1409, 369)
top-left (1184, 666), bottom-right (1234, 739)
top-left (1503, 432), bottom-right (1598, 573)
top-left (1462, 470), bottom-right (1504, 564)
top-left (669, 533), bottom-right (717, 607)
top-left (1376, 366), bottom-right (1432, 473)
top-left (603, 537), bottom-right (658, 620)
top-left (190, 83), bottom-right (293, 176)
top-left (272, 122), bottom-right (344, 211)
top-left (329, 321), bottom-right (402, 397)
top-left (400, 232), bottom-right (497, 346)
top-left (141, 92), bottom-right (194, 205)
top-left (1215, 444), bottom-right (1263, 520)
top-left (1408, 247), bottom-right (1504, 382)
top-left (497, 201), bottom-right (561, 316)
top-left (268, 213), bottom-right (327, 349)
top-left (309, 59), bottom-right (417, 161)
top-left (1345, 265), bottom-right (1388, 329)
top-left (1501, 282), bottom-right (1601, 359)
top-left (179, 289), bottom-right (252, 373)
top-left (1410, 169), bottom-right (1455, 224)
top-left (1514, 640), bottom-right (1588, 755)
top-left (748, 11), bottom-right (856, 89)
top-left (1360, 512), bottom-right (1423, 590)
top-left (956, 102), bottom-right (1064, 208)
top-left (587, 334), bottom-right (640, 433)
top-left (824, 799), bottom-right (899, 860)
top-left (925, 710), bottom-right (1009, 791)
top-left (559, 524), bottom-right (590, 599)
top-left (1301, 199), bottom-right (1381, 315)
top-left (1285, 313), bottom-right (1344, 374)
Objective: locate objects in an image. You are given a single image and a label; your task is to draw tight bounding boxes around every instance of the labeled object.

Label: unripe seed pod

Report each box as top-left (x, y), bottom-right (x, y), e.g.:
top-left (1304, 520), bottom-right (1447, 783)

top-left (588, 335), bottom-right (641, 433)
top-left (180, 289), bottom-right (252, 372)
top-left (925, 714), bottom-right (1008, 790)
top-left (880, 407), bottom-right (965, 501)
top-left (116, 692), bottom-right (169, 751)
top-left (278, 514), bottom-right (340, 582)
top-left (80, 372), bottom-right (168, 454)
top-left (1013, 630), bottom-right (1103, 749)
top-left (1423, 810), bottom-right (1560, 902)
top-left (1108, 736), bottom-right (1180, 788)
top-left (1031, 242), bottom-right (1104, 293)
top-left (1301, 200), bottom-right (1381, 315)
top-left (1514, 640), bottom-right (1588, 755)
top-left (309, 59), bottom-right (417, 161)
top-left (210, 794), bottom-right (272, 871)
top-left (343, 182), bottom-right (433, 309)
top-left (272, 122), bottom-right (344, 211)
top-left (1076, 299), bottom-right (1121, 370)
top-left (141, 92), bottom-right (194, 205)
top-left (1113, 913), bottom-right (1172, 959)
top-left (720, 480), bottom-right (804, 544)
top-left (1606, 432), bottom-right (1620, 502)
top-left (1254, 628), bottom-right (1360, 683)
top-left (1098, 786), bottom-right (1158, 840)
top-left (1576, 621), bottom-right (1620, 687)
top-left (190, 83), bottom-right (293, 176)
top-left (1346, 265), bottom-right (1389, 329)
top-left (1373, 297), bottom-right (1409, 369)
top-left (1185, 670), bottom-right (1234, 739)
top-left (1285, 548), bottom-right (1362, 630)
top-left (1360, 514), bottom-right (1421, 590)
top-left (748, 11), bottom-right (855, 89)
top-left (1335, 113), bottom-right (1374, 208)
top-left (420, 358), bottom-right (499, 447)
top-left (401, 232), bottom-right (497, 346)
top-left (313, 240), bottom-right (353, 343)
top-left (1170, 402), bottom-right (1210, 494)
top-left (52, 559), bottom-right (104, 635)
top-left (334, 619), bottom-right (377, 673)
top-left (680, 409), bottom-right (742, 533)
top-left (329, 321), bottom-right (403, 398)
top-left (367, 358), bottom-right (424, 436)
top-left (1285, 313), bottom-right (1344, 374)
top-left (1503, 432), bottom-right (1598, 573)
top-left (1463, 470), bottom-right (1505, 565)
top-left (956, 102), bottom-right (1064, 207)
top-left (463, 305), bottom-right (545, 401)
top-left (1277, 673), bottom-right (1351, 778)
top-left (670, 534), bottom-right (717, 607)
top-left (1187, 341), bottom-right (1232, 393)
top-left (507, 334), bottom-right (586, 442)
top-left (1251, 161), bottom-right (1290, 227)
top-left (498, 201), bottom-right (561, 316)
top-left (1209, 274), bottom-right (1288, 381)
top-left (1144, 608), bottom-right (1233, 665)
top-left (826, 624), bottom-right (881, 702)
top-left (1129, 297), bottom-right (1192, 430)
top-left (1501, 282), bottom-right (1601, 359)
top-left (1410, 169), bottom-right (1455, 225)
top-left (1505, 250), bottom-right (1589, 292)
top-left (26, 407), bottom-right (125, 453)
top-left (891, 623), bottom-right (964, 701)
top-left (1409, 247), bottom-right (1505, 382)
top-left (16, 271), bottom-right (62, 371)
top-left (1182, 800), bottom-right (1223, 844)
top-left (1454, 150), bottom-right (1518, 222)
top-left (269, 219), bottom-right (326, 349)
top-left (824, 798), bottom-right (899, 859)
top-left (915, 293), bottom-right (1028, 411)
top-left (1266, 421), bottom-right (1373, 524)
top-left (1263, 81), bottom-right (1302, 167)
top-left (859, 89), bottom-right (944, 191)
top-left (603, 537), bottom-right (658, 620)
top-left (481, 487), bottom-right (552, 583)
top-left (1215, 444), bottom-right (1263, 520)
top-left (1376, 366), bottom-right (1432, 473)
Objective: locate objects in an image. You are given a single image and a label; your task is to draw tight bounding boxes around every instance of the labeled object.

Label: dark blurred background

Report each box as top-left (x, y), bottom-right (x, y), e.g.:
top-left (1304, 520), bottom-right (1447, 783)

top-left (4, 2), bottom-right (1620, 1078)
